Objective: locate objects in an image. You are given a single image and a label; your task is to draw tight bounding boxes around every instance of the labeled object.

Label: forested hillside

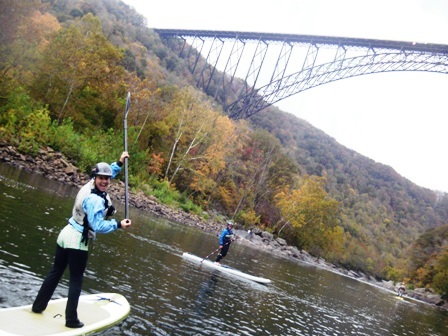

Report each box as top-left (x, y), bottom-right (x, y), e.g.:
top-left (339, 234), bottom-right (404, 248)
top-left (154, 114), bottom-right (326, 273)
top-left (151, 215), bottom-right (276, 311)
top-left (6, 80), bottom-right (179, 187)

top-left (250, 109), bottom-right (448, 274)
top-left (0, 0), bottom-right (447, 295)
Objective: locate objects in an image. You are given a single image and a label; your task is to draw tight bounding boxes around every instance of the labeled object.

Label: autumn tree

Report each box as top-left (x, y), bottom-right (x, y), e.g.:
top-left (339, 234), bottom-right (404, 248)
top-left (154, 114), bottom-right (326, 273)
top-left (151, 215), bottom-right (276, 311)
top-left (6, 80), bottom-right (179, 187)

top-left (233, 129), bottom-right (295, 223)
top-left (0, 0), bottom-right (46, 97)
top-left (204, 124), bottom-right (298, 225)
top-left (161, 88), bottom-right (207, 182)
top-left (11, 10), bottom-right (61, 87)
top-left (31, 13), bottom-right (125, 130)
top-left (231, 128), bottom-right (279, 218)
top-left (407, 225), bottom-right (448, 289)
top-left (188, 115), bottom-right (236, 207)
top-left (432, 246), bottom-right (448, 295)
top-left (0, 0), bottom-right (44, 67)
top-left (120, 72), bottom-right (161, 146)
top-left (210, 121), bottom-right (251, 215)
top-left (275, 176), bottom-right (342, 257)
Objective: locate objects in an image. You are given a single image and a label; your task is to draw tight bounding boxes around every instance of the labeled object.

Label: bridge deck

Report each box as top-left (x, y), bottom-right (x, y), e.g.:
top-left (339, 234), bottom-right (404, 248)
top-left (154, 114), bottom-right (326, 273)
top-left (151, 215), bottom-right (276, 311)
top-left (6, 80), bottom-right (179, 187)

top-left (155, 29), bottom-right (448, 54)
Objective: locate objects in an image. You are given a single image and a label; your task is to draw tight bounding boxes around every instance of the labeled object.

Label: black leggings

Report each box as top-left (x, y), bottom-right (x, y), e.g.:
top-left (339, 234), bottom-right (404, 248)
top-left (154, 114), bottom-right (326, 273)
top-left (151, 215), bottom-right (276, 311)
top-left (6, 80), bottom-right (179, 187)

top-left (215, 243), bottom-right (231, 263)
top-left (32, 245), bottom-right (88, 322)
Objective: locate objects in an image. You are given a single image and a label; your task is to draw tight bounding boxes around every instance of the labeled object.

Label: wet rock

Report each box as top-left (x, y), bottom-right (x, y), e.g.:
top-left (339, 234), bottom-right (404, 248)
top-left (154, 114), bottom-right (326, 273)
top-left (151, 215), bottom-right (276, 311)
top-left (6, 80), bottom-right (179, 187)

top-left (276, 237), bottom-right (287, 246)
top-left (382, 280), bottom-right (395, 291)
top-left (261, 231), bottom-right (274, 241)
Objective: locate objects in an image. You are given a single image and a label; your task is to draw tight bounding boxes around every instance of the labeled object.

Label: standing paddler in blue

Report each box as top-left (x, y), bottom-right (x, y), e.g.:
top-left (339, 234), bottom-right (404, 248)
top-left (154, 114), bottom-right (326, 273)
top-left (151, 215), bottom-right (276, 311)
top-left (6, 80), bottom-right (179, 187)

top-left (32, 152), bottom-right (132, 329)
top-left (215, 220), bottom-right (236, 265)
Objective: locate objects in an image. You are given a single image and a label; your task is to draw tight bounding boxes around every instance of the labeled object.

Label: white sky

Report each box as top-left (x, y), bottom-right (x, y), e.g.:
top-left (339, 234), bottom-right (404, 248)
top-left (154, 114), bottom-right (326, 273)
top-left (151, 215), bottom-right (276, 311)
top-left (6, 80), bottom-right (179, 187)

top-left (122, 0), bottom-right (448, 192)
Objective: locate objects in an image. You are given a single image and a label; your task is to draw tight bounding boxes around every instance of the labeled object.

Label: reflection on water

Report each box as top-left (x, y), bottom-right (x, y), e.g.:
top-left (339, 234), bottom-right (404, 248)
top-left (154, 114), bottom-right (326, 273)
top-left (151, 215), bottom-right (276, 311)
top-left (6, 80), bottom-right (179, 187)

top-left (0, 162), bottom-right (447, 335)
top-left (195, 272), bottom-right (220, 316)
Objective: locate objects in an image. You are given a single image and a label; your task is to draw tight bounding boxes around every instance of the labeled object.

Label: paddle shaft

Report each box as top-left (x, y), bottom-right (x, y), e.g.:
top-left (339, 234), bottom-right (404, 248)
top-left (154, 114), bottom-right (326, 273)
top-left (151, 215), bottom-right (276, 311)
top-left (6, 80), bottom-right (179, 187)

top-left (124, 92), bottom-right (130, 219)
top-left (200, 240), bottom-right (232, 263)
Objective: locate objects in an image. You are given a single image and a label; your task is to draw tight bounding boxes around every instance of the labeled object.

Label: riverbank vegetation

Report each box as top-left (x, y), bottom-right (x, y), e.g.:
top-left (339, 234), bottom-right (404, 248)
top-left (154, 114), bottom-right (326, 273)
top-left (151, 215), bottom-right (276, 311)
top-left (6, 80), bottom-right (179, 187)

top-left (1, 0), bottom-right (447, 297)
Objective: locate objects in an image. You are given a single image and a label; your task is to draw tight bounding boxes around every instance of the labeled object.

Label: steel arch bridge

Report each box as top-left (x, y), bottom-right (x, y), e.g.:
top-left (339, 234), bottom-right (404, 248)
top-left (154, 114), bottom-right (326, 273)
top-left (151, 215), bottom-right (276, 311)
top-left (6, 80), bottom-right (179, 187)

top-left (155, 29), bottom-right (448, 120)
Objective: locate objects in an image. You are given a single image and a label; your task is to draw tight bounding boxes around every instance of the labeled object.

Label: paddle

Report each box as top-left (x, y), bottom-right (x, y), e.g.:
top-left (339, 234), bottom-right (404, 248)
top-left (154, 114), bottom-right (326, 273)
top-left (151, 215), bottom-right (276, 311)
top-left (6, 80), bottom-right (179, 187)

top-left (123, 92), bottom-right (131, 220)
top-left (200, 240), bottom-right (232, 263)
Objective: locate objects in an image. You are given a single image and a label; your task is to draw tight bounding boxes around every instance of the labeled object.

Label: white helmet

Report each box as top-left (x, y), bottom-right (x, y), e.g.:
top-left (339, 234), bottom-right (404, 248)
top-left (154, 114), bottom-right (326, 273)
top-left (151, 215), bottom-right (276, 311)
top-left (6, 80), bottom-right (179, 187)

top-left (91, 162), bottom-right (112, 177)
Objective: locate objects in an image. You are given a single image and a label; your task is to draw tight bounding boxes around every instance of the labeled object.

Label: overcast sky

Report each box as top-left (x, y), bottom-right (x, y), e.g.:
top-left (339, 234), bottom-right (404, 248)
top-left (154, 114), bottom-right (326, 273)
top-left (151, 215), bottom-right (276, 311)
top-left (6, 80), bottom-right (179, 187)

top-left (122, 0), bottom-right (448, 192)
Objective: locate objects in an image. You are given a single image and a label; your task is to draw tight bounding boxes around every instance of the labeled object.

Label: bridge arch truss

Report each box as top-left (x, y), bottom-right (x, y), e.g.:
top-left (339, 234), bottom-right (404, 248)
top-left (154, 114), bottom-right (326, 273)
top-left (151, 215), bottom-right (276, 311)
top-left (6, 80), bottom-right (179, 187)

top-left (155, 29), bottom-right (448, 119)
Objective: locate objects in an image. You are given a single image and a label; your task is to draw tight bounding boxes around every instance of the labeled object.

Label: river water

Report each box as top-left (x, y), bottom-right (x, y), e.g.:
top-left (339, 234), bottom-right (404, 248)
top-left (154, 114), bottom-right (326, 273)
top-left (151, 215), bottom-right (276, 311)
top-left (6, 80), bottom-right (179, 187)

top-left (0, 163), bottom-right (447, 335)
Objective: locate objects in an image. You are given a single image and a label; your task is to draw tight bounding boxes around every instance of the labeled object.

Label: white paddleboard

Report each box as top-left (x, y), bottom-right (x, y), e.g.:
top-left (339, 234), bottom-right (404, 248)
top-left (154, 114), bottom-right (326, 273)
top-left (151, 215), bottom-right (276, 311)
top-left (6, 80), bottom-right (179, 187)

top-left (0, 293), bottom-right (130, 336)
top-left (182, 252), bottom-right (272, 284)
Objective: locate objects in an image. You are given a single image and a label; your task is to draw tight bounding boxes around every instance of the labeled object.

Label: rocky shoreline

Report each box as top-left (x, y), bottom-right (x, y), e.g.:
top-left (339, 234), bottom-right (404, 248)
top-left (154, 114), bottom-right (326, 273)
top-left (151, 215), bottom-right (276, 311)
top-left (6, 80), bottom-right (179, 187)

top-left (0, 142), bottom-right (446, 311)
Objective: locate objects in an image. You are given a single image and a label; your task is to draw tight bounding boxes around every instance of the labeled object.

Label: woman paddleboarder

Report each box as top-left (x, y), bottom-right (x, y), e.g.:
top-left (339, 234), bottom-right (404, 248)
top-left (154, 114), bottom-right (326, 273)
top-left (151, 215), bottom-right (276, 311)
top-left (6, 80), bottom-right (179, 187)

top-left (32, 152), bottom-right (132, 328)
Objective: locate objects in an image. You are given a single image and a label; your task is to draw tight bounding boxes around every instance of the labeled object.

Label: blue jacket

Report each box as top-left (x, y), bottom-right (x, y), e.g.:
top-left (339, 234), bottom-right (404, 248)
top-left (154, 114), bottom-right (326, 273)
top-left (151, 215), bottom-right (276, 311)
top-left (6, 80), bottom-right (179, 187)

top-left (219, 227), bottom-right (234, 245)
top-left (68, 161), bottom-right (122, 234)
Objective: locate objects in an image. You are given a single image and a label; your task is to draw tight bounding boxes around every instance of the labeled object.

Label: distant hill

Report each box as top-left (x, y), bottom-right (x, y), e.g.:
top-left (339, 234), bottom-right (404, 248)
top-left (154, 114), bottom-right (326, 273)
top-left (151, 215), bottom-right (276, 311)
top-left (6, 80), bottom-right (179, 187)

top-left (250, 106), bottom-right (448, 272)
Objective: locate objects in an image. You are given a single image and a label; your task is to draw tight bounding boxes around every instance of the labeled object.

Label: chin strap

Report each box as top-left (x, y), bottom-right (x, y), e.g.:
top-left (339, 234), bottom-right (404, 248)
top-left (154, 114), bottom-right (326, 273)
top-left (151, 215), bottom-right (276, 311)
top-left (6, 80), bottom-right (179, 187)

top-left (91, 186), bottom-right (109, 208)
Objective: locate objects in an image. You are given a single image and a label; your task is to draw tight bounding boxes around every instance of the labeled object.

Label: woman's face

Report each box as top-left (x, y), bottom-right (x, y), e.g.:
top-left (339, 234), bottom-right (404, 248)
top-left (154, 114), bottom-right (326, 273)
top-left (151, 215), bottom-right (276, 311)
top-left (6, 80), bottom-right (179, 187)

top-left (95, 175), bottom-right (111, 192)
